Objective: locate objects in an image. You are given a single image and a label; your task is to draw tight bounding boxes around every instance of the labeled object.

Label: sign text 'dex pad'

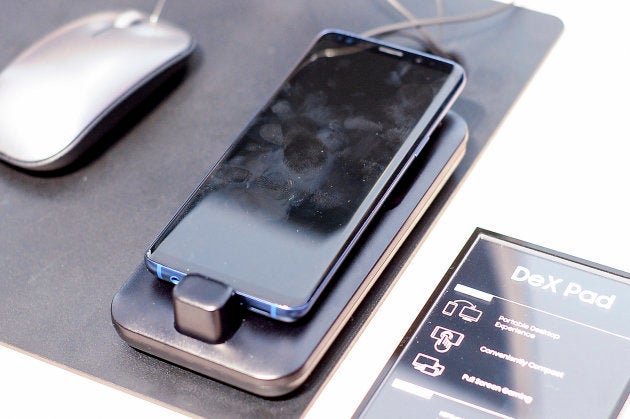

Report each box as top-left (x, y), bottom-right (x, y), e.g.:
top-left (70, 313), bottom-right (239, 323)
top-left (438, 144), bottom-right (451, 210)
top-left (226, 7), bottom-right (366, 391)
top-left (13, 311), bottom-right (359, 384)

top-left (359, 229), bottom-right (629, 419)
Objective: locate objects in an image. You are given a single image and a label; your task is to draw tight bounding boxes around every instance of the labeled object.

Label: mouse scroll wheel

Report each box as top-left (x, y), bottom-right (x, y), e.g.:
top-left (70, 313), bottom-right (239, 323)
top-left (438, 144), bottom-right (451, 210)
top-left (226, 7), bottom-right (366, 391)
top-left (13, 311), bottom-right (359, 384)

top-left (113, 10), bottom-right (147, 28)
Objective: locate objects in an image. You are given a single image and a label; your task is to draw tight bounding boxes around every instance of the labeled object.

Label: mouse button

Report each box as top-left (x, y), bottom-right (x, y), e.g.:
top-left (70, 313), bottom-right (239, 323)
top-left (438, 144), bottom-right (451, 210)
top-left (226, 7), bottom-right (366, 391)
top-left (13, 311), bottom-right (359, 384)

top-left (113, 10), bottom-right (147, 29)
top-left (131, 26), bottom-right (193, 49)
top-left (6, 13), bottom-right (115, 66)
top-left (50, 11), bottom-right (120, 40)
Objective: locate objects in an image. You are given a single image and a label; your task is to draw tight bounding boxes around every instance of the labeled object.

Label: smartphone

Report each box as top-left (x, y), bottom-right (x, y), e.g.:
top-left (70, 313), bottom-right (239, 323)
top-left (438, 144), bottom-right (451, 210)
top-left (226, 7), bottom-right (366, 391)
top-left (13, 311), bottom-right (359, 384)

top-left (145, 30), bottom-right (466, 322)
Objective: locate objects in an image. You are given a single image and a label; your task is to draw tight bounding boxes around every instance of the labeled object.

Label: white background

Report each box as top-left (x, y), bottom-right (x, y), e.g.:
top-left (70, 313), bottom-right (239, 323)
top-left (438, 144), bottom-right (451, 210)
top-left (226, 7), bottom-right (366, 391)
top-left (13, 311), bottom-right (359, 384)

top-left (309, 1), bottom-right (630, 417)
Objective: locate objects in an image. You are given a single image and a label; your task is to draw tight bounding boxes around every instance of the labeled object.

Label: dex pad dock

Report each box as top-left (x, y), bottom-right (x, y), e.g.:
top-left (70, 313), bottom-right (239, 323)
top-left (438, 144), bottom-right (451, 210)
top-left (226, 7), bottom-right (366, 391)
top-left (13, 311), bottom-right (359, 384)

top-left (111, 112), bottom-right (468, 397)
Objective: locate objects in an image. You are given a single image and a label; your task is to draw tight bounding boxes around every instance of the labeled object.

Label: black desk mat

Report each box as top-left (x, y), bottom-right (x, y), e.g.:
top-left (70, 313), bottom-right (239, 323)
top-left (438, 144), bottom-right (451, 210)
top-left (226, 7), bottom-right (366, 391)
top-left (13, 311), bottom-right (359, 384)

top-left (0, 1), bottom-right (562, 416)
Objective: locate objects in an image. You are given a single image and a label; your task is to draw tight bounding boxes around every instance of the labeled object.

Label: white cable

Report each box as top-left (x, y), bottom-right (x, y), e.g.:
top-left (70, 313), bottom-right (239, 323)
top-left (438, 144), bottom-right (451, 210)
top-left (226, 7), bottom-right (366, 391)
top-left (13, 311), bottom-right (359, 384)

top-left (150, 0), bottom-right (167, 24)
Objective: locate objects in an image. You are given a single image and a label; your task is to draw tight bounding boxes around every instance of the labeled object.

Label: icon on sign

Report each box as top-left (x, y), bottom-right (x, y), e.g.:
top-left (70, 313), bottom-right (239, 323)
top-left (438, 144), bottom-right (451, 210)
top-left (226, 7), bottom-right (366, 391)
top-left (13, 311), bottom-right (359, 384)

top-left (412, 353), bottom-right (445, 377)
top-left (430, 326), bottom-right (464, 353)
top-left (442, 299), bottom-right (483, 322)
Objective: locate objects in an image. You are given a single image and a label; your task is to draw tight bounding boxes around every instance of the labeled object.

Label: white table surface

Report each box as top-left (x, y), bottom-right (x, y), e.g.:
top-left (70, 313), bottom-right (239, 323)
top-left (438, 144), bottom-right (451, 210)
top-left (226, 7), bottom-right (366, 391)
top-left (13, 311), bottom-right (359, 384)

top-left (2, 1), bottom-right (629, 416)
top-left (309, 1), bottom-right (630, 417)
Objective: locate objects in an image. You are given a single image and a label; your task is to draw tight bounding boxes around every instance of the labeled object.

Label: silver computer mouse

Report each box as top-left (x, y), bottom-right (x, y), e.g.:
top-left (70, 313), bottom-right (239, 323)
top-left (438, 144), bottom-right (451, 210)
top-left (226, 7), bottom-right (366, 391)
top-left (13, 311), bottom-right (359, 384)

top-left (0, 10), bottom-right (195, 172)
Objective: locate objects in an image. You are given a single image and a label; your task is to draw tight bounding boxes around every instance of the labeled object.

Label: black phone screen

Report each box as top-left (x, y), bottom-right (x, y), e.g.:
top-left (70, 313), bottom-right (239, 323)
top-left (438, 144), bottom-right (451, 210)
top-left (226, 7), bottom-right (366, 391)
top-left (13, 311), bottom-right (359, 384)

top-left (147, 31), bottom-right (464, 319)
top-left (358, 230), bottom-right (630, 418)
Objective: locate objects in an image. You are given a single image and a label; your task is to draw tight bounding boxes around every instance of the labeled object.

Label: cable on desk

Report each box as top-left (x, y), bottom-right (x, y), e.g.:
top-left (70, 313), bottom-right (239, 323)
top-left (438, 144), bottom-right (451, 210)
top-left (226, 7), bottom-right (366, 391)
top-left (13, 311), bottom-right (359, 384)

top-left (362, 0), bottom-right (516, 61)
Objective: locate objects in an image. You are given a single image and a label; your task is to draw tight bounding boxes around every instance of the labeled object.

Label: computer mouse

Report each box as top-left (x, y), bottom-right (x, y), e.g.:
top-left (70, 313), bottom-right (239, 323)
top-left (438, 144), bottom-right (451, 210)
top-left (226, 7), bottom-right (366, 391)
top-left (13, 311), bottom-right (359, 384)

top-left (0, 9), bottom-right (195, 172)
